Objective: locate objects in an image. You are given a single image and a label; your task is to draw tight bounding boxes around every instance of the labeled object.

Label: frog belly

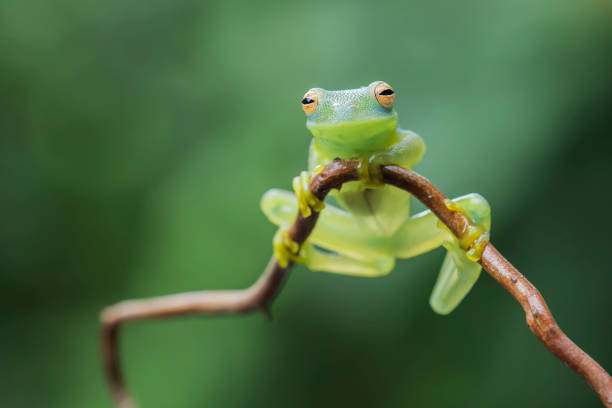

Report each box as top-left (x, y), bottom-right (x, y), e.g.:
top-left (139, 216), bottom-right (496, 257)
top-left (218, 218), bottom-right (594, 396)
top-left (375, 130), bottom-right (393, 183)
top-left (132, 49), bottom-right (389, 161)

top-left (333, 182), bottom-right (412, 237)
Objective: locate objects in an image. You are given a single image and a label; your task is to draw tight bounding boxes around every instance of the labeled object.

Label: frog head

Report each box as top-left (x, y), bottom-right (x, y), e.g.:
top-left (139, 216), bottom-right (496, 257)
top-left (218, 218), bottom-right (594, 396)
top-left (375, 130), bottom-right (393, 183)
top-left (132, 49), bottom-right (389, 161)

top-left (301, 81), bottom-right (399, 154)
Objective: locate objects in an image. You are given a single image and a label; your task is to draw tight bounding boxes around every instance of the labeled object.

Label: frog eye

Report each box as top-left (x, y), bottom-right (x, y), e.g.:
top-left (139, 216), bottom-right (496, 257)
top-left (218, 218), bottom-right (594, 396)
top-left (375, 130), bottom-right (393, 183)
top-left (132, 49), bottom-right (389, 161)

top-left (375, 82), bottom-right (395, 109)
top-left (301, 90), bottom-right (318, 115)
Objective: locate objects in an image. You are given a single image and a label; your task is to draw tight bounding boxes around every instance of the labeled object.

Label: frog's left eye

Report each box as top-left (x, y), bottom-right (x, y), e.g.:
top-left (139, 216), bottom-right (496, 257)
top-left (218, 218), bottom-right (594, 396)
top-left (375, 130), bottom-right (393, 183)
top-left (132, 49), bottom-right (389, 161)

top-left (301, 90), bottom-right (318, 115)
top-left (375, 82), bottom-right (395, 109)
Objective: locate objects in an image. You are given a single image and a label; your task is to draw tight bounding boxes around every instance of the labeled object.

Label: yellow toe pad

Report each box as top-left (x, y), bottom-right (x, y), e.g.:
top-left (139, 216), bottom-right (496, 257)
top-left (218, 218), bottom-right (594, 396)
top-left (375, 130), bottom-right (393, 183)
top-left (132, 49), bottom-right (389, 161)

top-left (292, 171), bottom-right (325, 218)
top-left (442, 199), bottom-right (490, 262)
top-left (273, 229), bottom-right (303, 268)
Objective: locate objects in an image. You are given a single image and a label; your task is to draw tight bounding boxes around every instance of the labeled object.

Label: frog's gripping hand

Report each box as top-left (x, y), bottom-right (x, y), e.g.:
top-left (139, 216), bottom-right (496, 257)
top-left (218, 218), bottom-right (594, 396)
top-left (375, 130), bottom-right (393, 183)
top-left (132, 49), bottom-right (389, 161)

top-left (443, 199), bottom-right (490, 262)
top-left (430, 196), bottom-right (491, 315)
top-left (273, 229), bottom-right (302, 268)
top-left (357, 154), bottom-right (386, 188)
top-left (292, 170), bottom-right (325, 218)
top-left (272, 171), bottom-right (325, 267)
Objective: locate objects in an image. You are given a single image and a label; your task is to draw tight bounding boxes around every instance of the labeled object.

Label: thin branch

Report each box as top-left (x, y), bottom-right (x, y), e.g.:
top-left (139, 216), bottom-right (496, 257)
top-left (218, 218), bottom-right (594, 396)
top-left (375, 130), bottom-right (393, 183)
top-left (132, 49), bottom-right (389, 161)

top-left (101, 257), bottom-right (290, 408)
top-left (101, 159), bottom-right (612, 407)
top-left (100, 160), bottom-right (357, 407)
top-left (381, 163), bottom-right (612, 407)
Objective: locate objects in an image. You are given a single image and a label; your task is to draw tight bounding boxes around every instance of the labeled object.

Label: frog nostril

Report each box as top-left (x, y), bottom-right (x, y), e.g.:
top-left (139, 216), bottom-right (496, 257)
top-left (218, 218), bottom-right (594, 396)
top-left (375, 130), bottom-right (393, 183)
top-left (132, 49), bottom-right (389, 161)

top-left (379, 89), bottom-right (394, 96)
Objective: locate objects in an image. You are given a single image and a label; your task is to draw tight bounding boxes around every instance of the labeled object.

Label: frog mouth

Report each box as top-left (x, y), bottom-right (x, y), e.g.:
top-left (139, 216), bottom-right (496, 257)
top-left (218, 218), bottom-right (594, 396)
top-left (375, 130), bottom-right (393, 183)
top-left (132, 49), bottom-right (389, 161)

top-left (308, 117), bottom-right (398, 154)
top-left (308, 116), bottom-right (397, 138)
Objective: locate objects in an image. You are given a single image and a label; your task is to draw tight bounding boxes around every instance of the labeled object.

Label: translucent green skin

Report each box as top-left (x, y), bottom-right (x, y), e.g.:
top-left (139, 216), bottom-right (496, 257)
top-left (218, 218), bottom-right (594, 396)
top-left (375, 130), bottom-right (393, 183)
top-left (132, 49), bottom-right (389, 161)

top-left (261, 81), bottom-right (490, 314)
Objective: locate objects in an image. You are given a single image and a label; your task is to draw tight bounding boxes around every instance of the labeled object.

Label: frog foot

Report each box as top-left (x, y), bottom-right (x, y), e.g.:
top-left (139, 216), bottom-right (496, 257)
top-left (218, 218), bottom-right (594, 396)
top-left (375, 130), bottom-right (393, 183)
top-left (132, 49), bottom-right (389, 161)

top-left (357, 154), bottom-right (385, 188)
top-left (273, 228), bottom-right (304, 268)
top-left (292, 170), bottom-right (325, 218)
top-left (441, 199), bottom-right (490, 262)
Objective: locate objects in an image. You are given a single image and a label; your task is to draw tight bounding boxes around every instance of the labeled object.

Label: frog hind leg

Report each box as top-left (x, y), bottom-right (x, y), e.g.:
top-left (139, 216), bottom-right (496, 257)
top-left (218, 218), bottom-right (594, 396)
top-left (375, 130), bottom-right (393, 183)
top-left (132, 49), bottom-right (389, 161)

top-left (430, 193), bottom-right (490, 314)
top-left (429, 242), bottom-right (483, 314)
top-left (393, 193), bottom-right (491, 314)
top-left (260, 188), bottom-right (394, 277)
top-left (261, 188), bottom-right (390, 258)
top-left (305, 243), bottom-right (395, 277)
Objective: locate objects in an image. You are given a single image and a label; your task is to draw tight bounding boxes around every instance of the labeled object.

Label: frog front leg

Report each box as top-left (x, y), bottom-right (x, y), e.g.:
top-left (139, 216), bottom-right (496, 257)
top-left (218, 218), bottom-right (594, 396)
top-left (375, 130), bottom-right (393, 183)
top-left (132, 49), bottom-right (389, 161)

top-left (356, 128), bottom-right (425, 188)
top-left (393, 193), bottom-right (491, 314)
top-left (261, 188), bottom-right (395, 277)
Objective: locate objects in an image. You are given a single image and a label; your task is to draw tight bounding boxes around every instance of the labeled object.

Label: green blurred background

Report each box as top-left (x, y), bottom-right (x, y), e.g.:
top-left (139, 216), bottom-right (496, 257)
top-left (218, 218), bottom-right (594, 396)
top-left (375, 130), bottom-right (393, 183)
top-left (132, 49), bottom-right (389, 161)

top-left (1, 0), bottom-right (611, 407)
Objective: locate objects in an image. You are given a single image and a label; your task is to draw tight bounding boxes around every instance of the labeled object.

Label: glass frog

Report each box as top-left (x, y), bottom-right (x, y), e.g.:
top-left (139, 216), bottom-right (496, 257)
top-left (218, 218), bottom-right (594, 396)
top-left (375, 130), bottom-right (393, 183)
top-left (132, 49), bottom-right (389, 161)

top-left (261, 81), bottom-right (490, 314)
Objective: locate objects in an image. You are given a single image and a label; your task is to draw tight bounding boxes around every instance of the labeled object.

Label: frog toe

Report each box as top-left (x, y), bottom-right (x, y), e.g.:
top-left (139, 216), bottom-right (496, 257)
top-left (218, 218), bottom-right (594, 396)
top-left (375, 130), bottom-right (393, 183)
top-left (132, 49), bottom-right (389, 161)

top-left (272, 228), bottom-right (303, 268)
top-left (292, 171), bottom-right (325, 218)
top-left (356, 155), bottom-right (385, 188)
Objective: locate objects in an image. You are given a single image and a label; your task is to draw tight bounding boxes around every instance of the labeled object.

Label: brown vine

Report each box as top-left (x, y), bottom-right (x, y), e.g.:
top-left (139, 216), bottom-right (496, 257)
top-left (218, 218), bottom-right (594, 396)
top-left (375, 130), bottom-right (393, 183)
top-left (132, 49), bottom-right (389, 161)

top-left (101, 159), bottom-right (612, 407)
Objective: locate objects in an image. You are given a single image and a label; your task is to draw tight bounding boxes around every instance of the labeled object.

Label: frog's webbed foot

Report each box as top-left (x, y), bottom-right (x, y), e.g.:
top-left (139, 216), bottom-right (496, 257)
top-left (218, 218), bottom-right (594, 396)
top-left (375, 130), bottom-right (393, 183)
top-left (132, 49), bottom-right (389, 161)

top-left (357, 154), bottom-right (386, 188)
top-left (273, 228), bottom-right (304, 268)
top-left (292, 170), bottom-right (325, 218)
top-left (442, 199), bottom-right (490, 262)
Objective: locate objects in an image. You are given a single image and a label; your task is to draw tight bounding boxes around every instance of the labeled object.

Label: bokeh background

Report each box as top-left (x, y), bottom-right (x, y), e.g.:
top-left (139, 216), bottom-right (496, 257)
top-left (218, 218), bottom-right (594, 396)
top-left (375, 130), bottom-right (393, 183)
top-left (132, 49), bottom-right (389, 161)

top-left (1, 0), bottom-right (611, 407)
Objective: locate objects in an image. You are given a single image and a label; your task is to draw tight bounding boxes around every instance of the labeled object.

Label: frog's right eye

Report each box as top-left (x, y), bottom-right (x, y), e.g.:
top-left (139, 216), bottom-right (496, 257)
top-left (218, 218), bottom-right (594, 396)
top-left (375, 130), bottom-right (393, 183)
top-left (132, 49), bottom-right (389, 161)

top-left (301, 91), bottom-right (318, 115)
top-left (374, 82), bottom-right (395, 109)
